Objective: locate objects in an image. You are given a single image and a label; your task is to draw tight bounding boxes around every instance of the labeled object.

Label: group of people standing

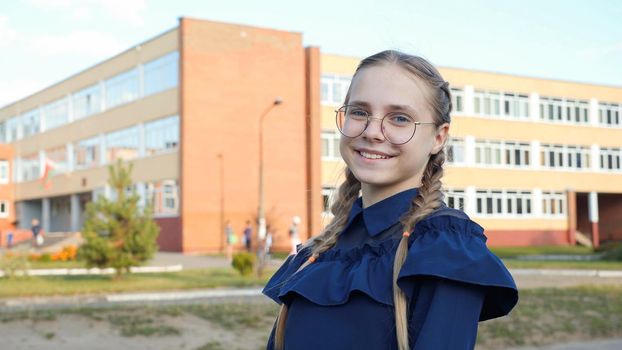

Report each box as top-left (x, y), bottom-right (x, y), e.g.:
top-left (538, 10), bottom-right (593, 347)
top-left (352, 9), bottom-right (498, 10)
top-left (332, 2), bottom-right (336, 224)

top-left (224, 216), bottom-right (301, 262)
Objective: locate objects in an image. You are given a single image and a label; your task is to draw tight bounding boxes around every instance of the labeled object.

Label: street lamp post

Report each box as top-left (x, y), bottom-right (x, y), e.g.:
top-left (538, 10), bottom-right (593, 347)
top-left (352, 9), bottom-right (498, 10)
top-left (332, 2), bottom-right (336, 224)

top-left (258, 97), bottom-right (283, 242)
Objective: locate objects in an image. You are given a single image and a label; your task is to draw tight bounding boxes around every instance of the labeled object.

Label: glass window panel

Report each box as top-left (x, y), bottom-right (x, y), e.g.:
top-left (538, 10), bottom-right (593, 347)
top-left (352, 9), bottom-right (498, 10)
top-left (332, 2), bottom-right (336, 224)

top-left (144, 51), bottom-right (179, 96)
top-left (44, 98), bottom-right (69, 131)
top-left (105, 68), bottom-right (139, 109)
top-left (144, 115), bottom-right (180, 156)
top-left (73, 84), bottom-right (101, 120)
top-left (75, 136), bottom-right (101, 169)
top-left (105, 126), bottom-right (140, 162)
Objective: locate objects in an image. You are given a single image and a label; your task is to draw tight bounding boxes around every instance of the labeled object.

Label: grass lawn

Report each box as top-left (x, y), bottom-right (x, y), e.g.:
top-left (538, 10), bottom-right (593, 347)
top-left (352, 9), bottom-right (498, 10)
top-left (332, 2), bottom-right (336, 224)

top-left (477, 286), bottom-right (622, 349)
top-left (0, 267), bottom-right (276, 299)
top-left (503, 259), bottom-right (622, 270)
top-left (491, 245), bottom-right (595, 258)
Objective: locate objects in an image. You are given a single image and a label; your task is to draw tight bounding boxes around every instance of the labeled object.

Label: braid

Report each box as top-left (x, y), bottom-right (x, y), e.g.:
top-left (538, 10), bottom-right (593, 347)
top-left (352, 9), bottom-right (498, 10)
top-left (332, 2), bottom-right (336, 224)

top-left (392, 150), bottom-right (446, 350)
top-left (274, 167), bottom-right (361, 350)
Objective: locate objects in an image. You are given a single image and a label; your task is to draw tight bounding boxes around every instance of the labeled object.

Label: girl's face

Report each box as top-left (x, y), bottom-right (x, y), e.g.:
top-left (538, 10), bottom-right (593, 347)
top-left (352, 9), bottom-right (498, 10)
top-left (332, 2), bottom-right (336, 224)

top-left (340, 63), bottom-right (448, 202)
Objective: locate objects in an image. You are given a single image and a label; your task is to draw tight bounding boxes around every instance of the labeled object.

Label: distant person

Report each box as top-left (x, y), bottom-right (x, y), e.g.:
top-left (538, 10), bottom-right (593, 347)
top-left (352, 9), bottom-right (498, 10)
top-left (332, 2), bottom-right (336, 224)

top-left (31, 218), bottom-right (43, 247)
top-left (264, 228), bottom-right (273, 259)
top-left (243, 220), bottom-right (253, 252)
top-left (224, 220), bottom-right (236, 262)
top-left (6, 230), bottom-right (14, 249)
top-left (288, 216), bottom-right (301, 255)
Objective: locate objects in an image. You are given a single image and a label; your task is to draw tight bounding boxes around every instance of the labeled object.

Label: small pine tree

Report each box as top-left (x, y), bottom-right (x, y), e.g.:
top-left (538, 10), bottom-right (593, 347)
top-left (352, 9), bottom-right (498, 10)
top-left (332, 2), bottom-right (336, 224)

top-left (79, 159), bottom-right (160, 276)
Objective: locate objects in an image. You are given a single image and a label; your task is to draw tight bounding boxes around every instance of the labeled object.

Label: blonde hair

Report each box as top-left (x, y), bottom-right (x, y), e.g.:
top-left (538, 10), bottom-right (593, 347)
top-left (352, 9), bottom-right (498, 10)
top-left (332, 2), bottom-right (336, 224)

top-left (275, 50), bottom-right (452, 350)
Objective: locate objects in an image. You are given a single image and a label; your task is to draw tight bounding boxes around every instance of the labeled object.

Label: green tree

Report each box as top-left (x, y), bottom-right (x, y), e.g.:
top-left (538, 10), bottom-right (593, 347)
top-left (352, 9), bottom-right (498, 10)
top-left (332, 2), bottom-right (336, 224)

top-left (79, 159), bottom-right (160, 276)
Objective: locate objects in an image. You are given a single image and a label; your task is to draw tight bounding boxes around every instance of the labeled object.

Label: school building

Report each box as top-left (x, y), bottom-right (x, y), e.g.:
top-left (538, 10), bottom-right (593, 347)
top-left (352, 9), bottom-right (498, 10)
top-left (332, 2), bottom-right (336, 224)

top-left (0, 18), bottom-right (620, 252)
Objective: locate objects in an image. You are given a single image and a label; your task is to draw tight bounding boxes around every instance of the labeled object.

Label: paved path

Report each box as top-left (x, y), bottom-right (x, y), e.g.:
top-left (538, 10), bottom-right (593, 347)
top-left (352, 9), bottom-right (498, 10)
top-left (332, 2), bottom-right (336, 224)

top-left (507, 338), bottom-right (622, 350)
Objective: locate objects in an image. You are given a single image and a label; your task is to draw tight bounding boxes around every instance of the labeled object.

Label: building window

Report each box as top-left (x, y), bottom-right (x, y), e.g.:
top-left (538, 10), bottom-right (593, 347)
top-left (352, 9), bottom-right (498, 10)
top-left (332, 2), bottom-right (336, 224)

top-left (502, 93), bottom-right (529, 119)
top-left (474, 91), bottom-right (502, 117)
top-left (321, 130), bottom-right (341, 160)
top-left (21, 108), bottom-right (41, 138)
top-left (6, 116), bottom-right (21, 142)
top-left (540, 144), bottom-right (590, 170)
top-left (475, 140), bottom-right (530, 167)
top-left (445, 189), bottom-right (465, 210)
top-left (542, 191), bottom-right (566, 217)
top-left (45, 145), bottom-right (69, 174)
top-left (21, 153), bottom-right (40, 182)
top-left (73, 84), bottom-right (102, 120)
top-left (599, 103), bottom-right (621, 127)
top-left (75, 136), bottom-right (101, 170)
top-left (143, 51), bottom-right (179, 96)
top-left (475, 189), bottom-right (532, 217)
top-left (43, 97), bottom-right (69, 131)
top-left (105, 126), bottom-right (140, 162)
top-left (0, 160), bottom-right (9, 184)
top-left (146, 179), bottom-right (179, 216)
top-left (540, 97), bottom-right (589, 124)
top-left (322, 186), bottom-right (336, 214)
top-left (144, 115), bottom-right (179, 155)
top-left (600, 147), bottom-right (622, 171)
top-left (320, 74), bottom-right (351, 105)
top-left (446, 137), bottom-right (465, 164)
top-left (0, 200), bottom-right (8, 218)
top-left (0, 121), bottom-right (6, 143)
top-left (450, 88), bottom-right (464, 113)
top-left (105, 68), bottom-right (140, 109)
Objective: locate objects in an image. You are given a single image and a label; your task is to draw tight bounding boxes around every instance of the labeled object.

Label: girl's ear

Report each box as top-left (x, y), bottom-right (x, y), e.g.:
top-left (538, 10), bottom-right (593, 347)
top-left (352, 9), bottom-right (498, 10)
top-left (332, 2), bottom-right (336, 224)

top-left (431, 123), bottom-right (450, 155)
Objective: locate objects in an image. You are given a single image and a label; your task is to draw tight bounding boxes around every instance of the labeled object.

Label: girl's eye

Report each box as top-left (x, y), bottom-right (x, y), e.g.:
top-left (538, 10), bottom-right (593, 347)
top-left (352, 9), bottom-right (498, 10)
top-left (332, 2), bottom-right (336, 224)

top-left (387, 113), bottom-right (414, 125)
top-left (347, 108), bottom-right (369, 119)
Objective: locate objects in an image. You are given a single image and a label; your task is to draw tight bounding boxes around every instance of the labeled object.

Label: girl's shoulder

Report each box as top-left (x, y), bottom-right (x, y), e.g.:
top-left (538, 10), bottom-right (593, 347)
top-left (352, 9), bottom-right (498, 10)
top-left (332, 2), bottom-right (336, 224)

top-left (400, 206), bottom-right (518, 320)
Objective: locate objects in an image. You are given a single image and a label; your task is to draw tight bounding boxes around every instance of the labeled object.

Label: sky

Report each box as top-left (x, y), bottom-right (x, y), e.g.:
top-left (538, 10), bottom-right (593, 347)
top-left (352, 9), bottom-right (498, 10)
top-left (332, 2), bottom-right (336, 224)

top-left (1, 0), bottom-right (621, 108)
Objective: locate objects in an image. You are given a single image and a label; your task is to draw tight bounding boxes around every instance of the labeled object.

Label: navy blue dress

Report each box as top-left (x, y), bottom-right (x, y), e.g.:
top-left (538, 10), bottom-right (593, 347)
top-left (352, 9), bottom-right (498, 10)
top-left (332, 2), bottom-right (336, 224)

top-left (263, 188), bottom-right (518, 349)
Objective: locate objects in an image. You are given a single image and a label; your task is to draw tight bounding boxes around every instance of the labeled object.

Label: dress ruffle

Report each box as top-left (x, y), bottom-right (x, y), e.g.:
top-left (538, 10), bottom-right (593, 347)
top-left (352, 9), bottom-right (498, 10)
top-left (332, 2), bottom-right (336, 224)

top-left (398, 215), bottom-right (518, 321)
top-left (262, 214), bottom-right (518, 321)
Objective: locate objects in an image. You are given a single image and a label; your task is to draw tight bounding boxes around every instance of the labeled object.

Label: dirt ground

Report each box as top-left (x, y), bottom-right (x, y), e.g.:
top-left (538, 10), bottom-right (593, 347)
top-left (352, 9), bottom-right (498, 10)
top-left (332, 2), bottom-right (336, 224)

top-left (1, 274), bottom-right (622, 350)
top-left (0, 302), bottom-right (277, 350)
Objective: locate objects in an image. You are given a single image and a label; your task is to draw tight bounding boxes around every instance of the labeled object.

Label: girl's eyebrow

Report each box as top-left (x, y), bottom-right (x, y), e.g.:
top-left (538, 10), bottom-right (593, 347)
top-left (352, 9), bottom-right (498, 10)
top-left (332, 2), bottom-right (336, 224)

top-left (348, 100), bottom-right (419, 115)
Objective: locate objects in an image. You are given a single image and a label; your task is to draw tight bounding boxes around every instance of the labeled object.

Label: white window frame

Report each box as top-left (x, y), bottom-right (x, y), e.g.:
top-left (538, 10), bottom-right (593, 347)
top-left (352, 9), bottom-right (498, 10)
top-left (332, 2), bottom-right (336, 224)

top-left (598, 102), bottom-right (621, 127)
top-left (475, 189), bottom-right (533, 218)
top-left (0, 160), bottom-right (9, 184)
top-left (0, 200), bottom-right (9, 218)
top-left (599, 147), bottom-right (622, 172)
top-left (445, 189), bottom-right (465, 210)
top-left (541, 191), bottom-right (566, 218)
top-left (320, 74), bottom-right (351, 106)
top-left (321, 130), bottom-right (341, 160)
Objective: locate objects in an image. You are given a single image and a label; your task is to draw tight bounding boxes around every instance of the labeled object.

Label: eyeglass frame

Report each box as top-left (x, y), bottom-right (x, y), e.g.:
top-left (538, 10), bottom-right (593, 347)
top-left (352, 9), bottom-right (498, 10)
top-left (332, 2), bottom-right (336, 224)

top-left (334, 104), bottom-right (437, 145)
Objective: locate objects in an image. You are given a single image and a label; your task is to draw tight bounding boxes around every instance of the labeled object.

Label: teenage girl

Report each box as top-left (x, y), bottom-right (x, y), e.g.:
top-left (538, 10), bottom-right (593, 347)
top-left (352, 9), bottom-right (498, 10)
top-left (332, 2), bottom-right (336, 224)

top-left (263, 50), bottom-right (518, 350)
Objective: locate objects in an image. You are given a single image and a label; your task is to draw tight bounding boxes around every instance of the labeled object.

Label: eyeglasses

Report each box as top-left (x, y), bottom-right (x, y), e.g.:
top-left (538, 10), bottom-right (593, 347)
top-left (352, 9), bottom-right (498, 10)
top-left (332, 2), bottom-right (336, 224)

top-left (335, 105), bottom-right (436, 145)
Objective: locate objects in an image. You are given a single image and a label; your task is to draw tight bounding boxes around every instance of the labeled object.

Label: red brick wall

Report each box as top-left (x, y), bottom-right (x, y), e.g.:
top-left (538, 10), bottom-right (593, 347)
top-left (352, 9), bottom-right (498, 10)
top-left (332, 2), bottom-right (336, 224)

top-left (179, 18), bottom-right (309, 253)
top-left (155, 217), bottom-right (182, 252)
top-left (485, 230), bottom-right (568, 246)
top-left (598, 193), bottom-right (622, 242)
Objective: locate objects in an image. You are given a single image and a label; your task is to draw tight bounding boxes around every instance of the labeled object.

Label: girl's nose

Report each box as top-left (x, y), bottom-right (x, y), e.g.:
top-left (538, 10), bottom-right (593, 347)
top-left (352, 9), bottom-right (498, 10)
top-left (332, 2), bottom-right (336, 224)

top-left (361, 117), bottom-right (386, 142)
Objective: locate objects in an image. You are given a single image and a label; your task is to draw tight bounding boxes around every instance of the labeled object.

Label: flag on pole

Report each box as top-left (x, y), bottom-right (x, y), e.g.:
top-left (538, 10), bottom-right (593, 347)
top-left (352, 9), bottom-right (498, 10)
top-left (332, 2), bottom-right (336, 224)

top-left (39, 158), bottom-right (56, 190)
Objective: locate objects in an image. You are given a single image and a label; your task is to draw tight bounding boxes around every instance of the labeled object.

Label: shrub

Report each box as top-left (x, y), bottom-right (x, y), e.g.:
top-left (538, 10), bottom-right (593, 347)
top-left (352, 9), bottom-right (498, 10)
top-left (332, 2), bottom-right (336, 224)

top-left (79, 160), bottom-right (160, 276)
top-left (598, 242), bottom-right (622, 261)
top-left (1, 250), bottom-right (30, 278)
top-left (232, 252), bottom-right (255, 276)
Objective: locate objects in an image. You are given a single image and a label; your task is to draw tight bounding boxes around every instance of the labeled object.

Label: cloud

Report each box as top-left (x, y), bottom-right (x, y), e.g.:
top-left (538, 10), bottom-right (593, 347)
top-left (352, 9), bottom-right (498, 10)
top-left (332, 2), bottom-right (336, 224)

top-left (0, 79), bottom-right (48, 109)
top-left (29, 30), bottom-right (126, 58)
top-left (99, 0), bottom-right (147, 27)
top-left (0, 15), bottom-right (18, 47)
top-left (26, 0), bottom-right (147, 26)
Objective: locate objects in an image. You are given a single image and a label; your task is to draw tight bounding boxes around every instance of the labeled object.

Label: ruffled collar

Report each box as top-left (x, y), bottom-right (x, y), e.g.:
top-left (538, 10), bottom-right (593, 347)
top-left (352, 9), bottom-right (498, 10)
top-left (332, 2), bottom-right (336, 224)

top-left (344, 188), bottom-right (419, 237)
